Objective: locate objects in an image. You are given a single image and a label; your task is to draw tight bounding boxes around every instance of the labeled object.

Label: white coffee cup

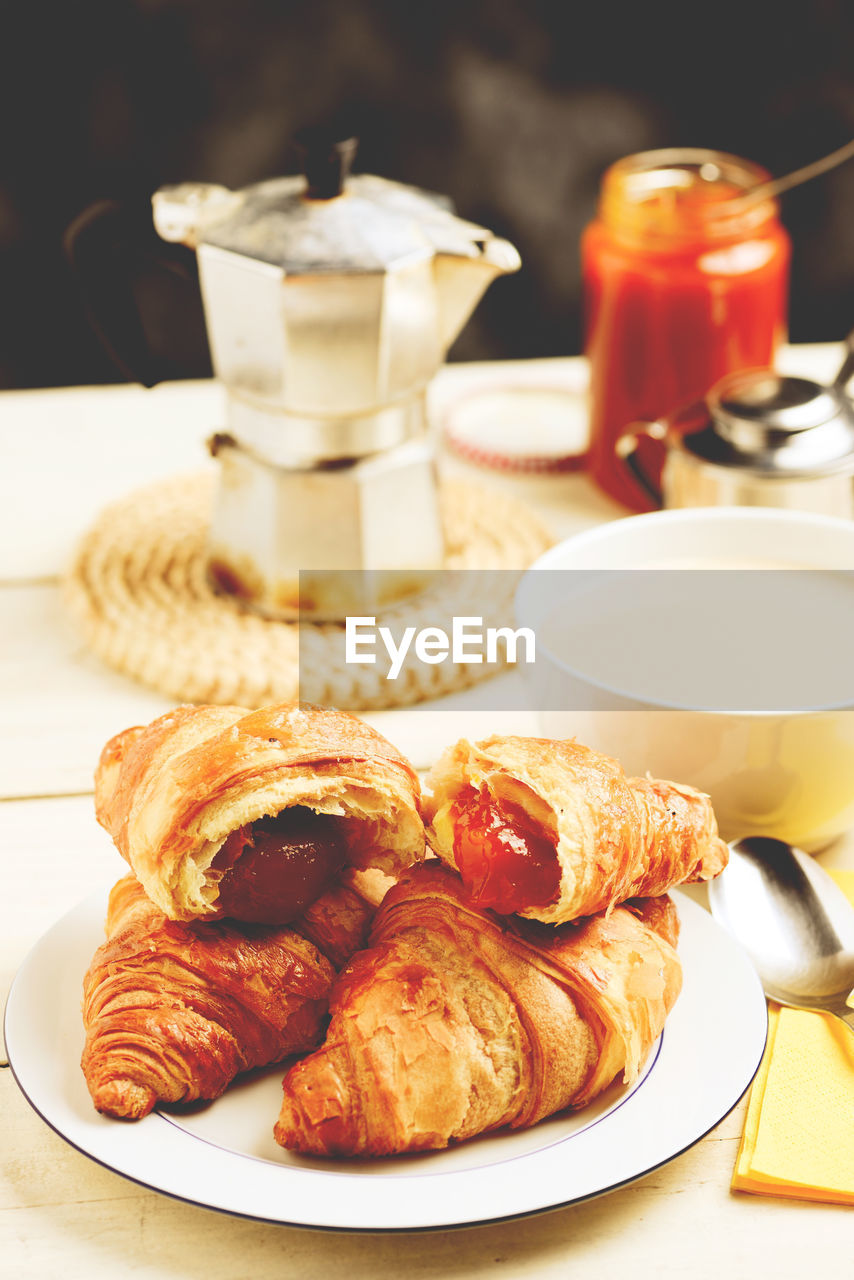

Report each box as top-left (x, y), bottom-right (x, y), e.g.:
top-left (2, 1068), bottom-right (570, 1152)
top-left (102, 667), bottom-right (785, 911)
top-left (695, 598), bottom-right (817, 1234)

top-left (515, 507), bottom-right (854, 851)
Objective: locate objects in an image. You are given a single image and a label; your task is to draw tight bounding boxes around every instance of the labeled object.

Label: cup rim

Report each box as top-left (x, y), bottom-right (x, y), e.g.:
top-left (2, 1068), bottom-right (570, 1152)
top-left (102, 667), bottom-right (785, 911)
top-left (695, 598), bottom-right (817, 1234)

top-left (515, 507), bottom-right (854, 718)
top-left (524, 506), bottom-right (854, 572)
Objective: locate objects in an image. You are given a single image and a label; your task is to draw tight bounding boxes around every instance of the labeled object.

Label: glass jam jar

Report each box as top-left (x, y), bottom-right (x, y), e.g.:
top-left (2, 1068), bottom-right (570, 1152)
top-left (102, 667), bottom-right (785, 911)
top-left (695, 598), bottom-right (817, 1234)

top-left (581, 148), bottom-right (791, 509)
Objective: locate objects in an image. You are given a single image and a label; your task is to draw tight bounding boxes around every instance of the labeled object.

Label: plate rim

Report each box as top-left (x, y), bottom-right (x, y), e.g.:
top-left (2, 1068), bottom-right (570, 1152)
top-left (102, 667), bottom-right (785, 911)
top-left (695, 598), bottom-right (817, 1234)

top-left (4, 884), bottom-right (768, 1233)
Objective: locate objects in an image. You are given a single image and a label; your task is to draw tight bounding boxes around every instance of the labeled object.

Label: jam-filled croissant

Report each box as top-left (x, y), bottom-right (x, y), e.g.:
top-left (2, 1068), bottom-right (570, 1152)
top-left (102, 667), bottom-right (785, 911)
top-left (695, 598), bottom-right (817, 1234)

top-left (82, 872), bottom-right (377, 1120)
top-left (273, 863), bottom-right (682, 1157)
top-left (424, 735), bottom-right (728, 924)
top-left (94, 701), bottom-right (423, 923)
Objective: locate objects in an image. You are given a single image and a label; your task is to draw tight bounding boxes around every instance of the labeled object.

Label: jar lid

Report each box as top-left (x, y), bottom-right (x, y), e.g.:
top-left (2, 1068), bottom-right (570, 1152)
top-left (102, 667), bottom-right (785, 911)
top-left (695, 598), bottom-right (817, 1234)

top-left (442, 382), bottom-right (589, 472)
top-left (681, 369), bottom-right (854, 476)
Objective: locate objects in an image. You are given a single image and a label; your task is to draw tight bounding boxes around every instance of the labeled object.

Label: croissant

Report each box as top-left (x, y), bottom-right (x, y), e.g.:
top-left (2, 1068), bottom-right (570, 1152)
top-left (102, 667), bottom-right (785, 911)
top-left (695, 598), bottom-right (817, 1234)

top-left (294, 867), bottom-right (390, 969)
top-left (94, 701), bottom-right (423, 922)
top-left (424, 735), bottom-right (727, 924)
top-left (82, 872), bottom-right (376, 1120)
top-left (274, 862), bottom-right (682, 1157)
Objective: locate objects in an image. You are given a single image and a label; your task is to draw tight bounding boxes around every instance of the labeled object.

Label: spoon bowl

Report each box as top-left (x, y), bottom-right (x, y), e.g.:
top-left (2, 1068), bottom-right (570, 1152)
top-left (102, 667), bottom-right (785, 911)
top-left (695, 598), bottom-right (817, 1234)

top-left (708, 836), bottom-right (854, 1032)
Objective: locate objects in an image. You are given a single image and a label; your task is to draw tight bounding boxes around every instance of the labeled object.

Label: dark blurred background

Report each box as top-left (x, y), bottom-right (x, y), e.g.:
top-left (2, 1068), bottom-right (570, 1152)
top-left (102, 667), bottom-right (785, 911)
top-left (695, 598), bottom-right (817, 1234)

top-left (1, 0), bottom-right (853, 389)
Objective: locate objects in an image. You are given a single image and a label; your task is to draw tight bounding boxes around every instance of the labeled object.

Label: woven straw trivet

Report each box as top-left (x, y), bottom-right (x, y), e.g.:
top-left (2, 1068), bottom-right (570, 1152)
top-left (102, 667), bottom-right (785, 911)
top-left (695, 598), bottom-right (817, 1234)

top-left (63, 471), bottom-right (552, 711)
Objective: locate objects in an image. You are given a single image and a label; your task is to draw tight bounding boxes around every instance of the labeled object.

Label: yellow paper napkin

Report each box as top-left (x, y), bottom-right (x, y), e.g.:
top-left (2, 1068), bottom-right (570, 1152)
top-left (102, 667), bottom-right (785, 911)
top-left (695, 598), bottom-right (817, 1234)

top-left (733, 869), bottom-right (854, 1205)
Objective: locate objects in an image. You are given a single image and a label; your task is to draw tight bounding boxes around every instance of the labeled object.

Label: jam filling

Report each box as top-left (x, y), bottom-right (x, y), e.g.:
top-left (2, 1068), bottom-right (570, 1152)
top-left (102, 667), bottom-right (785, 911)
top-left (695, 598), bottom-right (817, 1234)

top-left (212, 807), bottom-right (347, 924)
top-left (451, 792), bottom-right (560, 915)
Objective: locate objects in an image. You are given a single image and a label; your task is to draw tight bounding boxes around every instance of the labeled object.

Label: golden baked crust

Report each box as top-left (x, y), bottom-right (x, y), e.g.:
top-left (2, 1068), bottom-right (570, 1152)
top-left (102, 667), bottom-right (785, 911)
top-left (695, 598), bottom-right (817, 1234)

top-left (424, 735), bottom-right (727, 924)
top-left (94, 701), bottom-right (424, 920)
top-left (273, 862), bottom-right (682, 1156)
top-left (81, 875), bottom-right (338, 1120)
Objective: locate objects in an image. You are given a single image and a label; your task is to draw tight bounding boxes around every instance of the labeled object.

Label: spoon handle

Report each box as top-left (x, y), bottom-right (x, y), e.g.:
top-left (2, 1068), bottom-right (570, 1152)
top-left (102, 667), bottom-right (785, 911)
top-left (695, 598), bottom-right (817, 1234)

top-left (737, 137), bottom-right (854, 208)
top-left (835, 328), bottom-right (854, 392)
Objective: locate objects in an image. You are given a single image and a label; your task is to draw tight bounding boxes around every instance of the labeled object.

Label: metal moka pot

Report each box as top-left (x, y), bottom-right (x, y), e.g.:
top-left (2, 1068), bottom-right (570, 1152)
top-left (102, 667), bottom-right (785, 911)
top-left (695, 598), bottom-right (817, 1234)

top-left (616, 339), bottom-right (854, 516)
top-left (148, 135), bottom-right (520, 618)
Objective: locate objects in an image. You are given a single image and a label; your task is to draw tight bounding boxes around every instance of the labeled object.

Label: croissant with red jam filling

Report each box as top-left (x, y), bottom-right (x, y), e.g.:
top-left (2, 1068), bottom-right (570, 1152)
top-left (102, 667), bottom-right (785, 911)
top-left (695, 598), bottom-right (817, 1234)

top-left (424, 735), bottom-right (728, 924)
top-left (94, 701), bottom-right (424, 923)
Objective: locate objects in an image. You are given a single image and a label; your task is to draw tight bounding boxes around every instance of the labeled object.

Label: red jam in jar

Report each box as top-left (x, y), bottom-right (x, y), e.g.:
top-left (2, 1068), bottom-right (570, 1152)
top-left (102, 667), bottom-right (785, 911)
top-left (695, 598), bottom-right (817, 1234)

top-left (582, 149), bottom-right (790, 509)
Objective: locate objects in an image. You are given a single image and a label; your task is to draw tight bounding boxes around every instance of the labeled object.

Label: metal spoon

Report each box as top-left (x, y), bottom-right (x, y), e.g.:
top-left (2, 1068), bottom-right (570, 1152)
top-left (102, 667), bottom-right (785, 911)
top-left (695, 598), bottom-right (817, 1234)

top-left (724, 137), bottom-right (854, 208)
top-left (834, 325), bottom-right (854, 394)
top-left (708, 836), bottom-right (854, 1034)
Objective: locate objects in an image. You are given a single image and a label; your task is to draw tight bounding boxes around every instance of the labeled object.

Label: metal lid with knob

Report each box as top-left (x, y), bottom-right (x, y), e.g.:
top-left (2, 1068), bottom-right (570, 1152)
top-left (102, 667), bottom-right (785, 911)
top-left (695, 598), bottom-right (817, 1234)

top-left (152, 133), bottom-right (518, 276)
top-left (688, 368), bottom-right (854, 476)
top-left (615, 333), bottom-right (854, 512)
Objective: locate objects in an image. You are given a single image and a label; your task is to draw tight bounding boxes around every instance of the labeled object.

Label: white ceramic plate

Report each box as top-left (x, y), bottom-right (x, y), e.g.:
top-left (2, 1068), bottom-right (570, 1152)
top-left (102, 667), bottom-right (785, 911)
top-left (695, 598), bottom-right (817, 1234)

top-left (5, 886), bottom-right (766, 1232)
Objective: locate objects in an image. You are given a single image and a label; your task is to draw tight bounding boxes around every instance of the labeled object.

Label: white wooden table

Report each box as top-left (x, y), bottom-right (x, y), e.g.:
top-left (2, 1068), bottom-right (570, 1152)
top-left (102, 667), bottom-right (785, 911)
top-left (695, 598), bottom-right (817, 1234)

top-left (2, 350), bottom-right (853, 1279)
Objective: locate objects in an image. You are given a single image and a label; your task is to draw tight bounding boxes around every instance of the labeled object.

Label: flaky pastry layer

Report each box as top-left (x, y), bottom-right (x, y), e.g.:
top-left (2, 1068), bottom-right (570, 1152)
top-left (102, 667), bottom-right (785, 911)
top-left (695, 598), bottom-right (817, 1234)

top-left (94, 701), bottom-right (424, 920)
top-left (424, 735), bottom-right (728, 924)
top-left (82, 875), bottom-right (338, 1119)
top-left (274, 862), bottom-right (682, 1156)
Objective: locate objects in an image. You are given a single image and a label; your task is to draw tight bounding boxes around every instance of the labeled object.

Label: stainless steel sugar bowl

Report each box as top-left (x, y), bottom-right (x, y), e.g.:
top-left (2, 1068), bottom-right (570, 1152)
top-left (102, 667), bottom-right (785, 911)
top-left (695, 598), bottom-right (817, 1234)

top-left (151, 134), bottom-right (521, 618)
top-left (616, 350), bottom-right (854, 517)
